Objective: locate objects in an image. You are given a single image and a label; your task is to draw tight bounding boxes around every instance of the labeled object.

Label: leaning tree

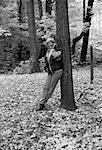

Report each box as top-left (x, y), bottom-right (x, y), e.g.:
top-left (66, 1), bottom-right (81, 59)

top-left (56, 0), bottom-right (77, 111)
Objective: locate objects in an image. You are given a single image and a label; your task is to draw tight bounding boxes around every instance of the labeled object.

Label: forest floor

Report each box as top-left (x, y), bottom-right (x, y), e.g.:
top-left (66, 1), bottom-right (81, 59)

top-left (0, 66), bottom-right (102, 150)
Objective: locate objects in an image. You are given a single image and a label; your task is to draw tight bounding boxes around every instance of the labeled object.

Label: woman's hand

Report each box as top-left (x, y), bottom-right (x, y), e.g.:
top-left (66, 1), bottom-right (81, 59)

top-left (51, 50), bottom-right (61, 59)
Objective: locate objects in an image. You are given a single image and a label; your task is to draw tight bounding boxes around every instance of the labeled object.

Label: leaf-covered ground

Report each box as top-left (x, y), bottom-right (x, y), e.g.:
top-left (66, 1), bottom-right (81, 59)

top-left (0, 67), bottom-right (102, 150)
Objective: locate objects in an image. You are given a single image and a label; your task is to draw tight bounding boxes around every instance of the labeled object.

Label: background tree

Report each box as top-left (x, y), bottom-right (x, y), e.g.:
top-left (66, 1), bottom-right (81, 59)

top-left (56, 0), bottom-right (77, 111)
top-left (72, 0), bottom-right (94, 61)
top-left (83, 0), bottom-right (86, 22)
top-left (27, 0), bottom-right (40, 73)
top-left (16, 0), bottom-right (23, 63)
top-left (38, 0), bottom-right (43, 19)
top-left (46, 0), bottom-right (52, 15)
top-left (80, 0), bottom-right (94, 62)
top-left (17, 0), bottom-right (23, 24)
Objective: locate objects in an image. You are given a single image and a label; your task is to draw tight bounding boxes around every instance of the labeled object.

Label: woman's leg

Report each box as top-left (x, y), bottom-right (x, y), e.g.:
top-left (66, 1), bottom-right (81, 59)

top-left (37, 69), bottom-right (63, 110)
top-left (46, 69), bottom-right (63, 100)
top-left (39, 73), bottom-right (52, 105)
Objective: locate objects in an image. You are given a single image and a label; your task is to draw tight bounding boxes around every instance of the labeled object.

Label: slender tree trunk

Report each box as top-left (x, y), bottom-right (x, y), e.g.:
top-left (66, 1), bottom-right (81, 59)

top-left (83, 0), bottom-right (86, 23)
top-left (17, 0), bottom-right (23, 24)
top-left (72, 32), bottom-right (84, 54)
top-left (46, 0), bottom-right (52, 15)
top-left (38, 0), bottom-right (43, 19)
top-left (56, 0), bottom-right (77, 111)
top-left (42, 0), bottom-right (46, 16)
top-left (17, 0), bottom-right (23, 62)
top-left (72, 0), bottom-right (86, 55)
top-left (72, 0), bottom-right (94, 57)
top-left (27, 0), bottom-right (40, 73)
top-left (80, 0), bottom-right (94, 62)
top-left (80, 30), bottom-right (90, 62)
top-left (17, 41), bottom-right (22, 61)
top-left (72, 0), bottom-right (85, 54)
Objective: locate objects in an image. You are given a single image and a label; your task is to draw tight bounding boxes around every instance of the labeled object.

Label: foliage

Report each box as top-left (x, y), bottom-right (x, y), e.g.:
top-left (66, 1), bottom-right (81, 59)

top-left (13, 57), bottom-right (46, 74)
top-left (0, 0), bottom-right (102, 73)
top-left (0, 68), bottom-right (102, 149)
top-left (0, 0), bottom-right (18, 29)
top-left (39, 57), bottom-right (46, 72)
top-left (10, 25), bottom-right (30, 51)
top-left (13, 60), bottom-right (31, 74)
top-left (36, 15), bottom-right (56, 40)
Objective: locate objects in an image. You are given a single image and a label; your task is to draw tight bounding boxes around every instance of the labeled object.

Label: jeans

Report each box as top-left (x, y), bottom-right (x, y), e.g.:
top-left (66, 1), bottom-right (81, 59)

top-left (39, 69), bottom-right (63, 105)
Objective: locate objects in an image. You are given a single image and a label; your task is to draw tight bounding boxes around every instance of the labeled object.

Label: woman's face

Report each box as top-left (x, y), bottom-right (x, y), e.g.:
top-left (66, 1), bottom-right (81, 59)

top-left (47, 40), bottom-right (54, 49)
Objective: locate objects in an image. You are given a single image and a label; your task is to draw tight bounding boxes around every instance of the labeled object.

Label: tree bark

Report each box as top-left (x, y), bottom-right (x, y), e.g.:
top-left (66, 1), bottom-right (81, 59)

top-left (17, 0), bottom-right (23, 24)
top-left (80, 0), bottom-right (94, 62)
top-left (80, 30), bottom-right (90, 62)
top-left (56, 0), bottom-right (77, 111)
top-left (38, 0), bottom-right (43, 19)
top-left (42, 0), bottom-right (46, 16)
top-left (83, 0), bottom-right (86, 23)
top-left (72, 32), bottom-right (84, 54)
top-left (27, 0), bottom-right (40, 73)
top-left (46, 0), bottom-right (52, 15)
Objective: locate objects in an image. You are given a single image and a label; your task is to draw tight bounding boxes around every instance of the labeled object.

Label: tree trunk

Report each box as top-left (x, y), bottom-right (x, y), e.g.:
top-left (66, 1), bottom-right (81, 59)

top-left (83, 0), bottom-right (86, 23)
top-left (38, 0), bottom-right (43, 19)
top-left (17, 41), bottom-right (22, 61)
top-left (27, 0), bottom-right (40, 73)
top-left (80, 30), bottom-right (90, 62)
top-left (17, 0), bottom-right (23, 24)
top-left (72, 32), bottom-right (84, 54)
top-left (56, 0), bottom-right (77, 111)
top-left (46, 0), bottom-right (52, 15)
top-left (80, 0), bottom-right (94, 62)
top-left (42, 0), bottom-right (46, 16)
top-left (71, 0), bottom-right (86, 55)
top-left (72, 0), bottom-right (94, 57)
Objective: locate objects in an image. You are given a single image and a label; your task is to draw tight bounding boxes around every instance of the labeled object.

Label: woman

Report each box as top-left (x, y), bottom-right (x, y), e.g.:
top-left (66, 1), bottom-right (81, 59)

top-left (37, 37), bottom-right (63, 110)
